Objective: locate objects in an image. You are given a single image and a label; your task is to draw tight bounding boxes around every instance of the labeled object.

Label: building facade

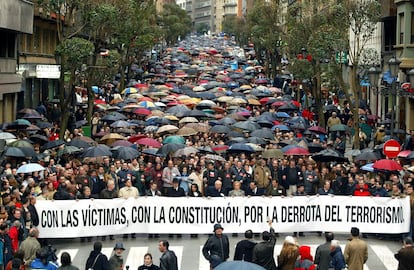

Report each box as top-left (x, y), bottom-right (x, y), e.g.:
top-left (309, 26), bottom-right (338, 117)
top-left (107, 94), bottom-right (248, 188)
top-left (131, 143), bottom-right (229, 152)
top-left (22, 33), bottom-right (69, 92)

top-left (0, 0), bottom-right (34, 123)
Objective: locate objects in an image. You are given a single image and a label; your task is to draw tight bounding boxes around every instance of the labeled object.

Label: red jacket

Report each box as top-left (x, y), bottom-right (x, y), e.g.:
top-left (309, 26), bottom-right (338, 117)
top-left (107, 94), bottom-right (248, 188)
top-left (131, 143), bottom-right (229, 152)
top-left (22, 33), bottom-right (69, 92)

top-left (353, 184), bottom-right (371, 196)
top-left (9, 226), bottom-right (19, 253)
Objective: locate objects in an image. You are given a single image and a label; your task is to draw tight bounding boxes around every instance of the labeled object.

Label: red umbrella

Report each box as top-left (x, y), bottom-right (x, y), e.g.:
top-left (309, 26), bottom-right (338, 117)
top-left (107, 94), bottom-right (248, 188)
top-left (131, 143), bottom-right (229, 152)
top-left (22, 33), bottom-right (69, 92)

top-left (284, 147), bottom-right (310, 156)
top-left (398, 150), bottom-right (412, 158)
top-left (133, 108), bottom-right (151, 116)
top-left (372, 159), bottom-right (402, 171)
top-left (136, 138), bottom-right (162, 148)
top-left (128, 134), bottom-right (147, 143)
top-left (212, 145), bottom-right (229, 154)
top-left (271, 101), bottom-right (286, 107)
top-left (308, 126), bottom-right (327, 135)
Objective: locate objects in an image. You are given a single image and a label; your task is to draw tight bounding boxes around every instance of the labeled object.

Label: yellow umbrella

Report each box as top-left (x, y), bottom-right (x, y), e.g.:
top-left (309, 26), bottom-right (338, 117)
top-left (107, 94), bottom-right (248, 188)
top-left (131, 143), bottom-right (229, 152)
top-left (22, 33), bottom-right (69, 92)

top-left (248, 99), bottom-right (261, 106)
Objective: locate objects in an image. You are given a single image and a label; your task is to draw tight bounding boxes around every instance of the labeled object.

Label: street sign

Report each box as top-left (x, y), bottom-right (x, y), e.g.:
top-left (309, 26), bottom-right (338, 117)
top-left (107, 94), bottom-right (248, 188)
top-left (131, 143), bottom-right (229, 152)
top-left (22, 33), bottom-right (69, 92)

top-left (335, 51), bottom-right (348, 64)
top-left (383, 139), bottom-right (401, 158)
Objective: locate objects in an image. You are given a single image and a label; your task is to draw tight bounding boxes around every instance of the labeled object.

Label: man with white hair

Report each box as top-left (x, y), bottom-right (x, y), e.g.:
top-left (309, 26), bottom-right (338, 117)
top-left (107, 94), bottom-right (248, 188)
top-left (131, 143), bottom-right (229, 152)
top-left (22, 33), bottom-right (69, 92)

top-left (330, 239), bottom-right (346, 270)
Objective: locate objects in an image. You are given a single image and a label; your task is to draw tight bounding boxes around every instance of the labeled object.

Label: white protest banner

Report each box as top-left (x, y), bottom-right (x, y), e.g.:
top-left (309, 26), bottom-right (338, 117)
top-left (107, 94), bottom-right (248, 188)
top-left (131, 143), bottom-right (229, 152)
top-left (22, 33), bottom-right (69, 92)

top-left (35, 196), bottom-right (410, 238)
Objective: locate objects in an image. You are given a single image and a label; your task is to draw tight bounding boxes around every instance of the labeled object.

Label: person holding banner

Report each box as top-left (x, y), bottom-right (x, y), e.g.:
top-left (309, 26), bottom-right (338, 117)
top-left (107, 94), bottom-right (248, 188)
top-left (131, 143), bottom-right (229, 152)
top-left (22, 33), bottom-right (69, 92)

top-left (252, 221), bottom-right (277, 270)
top-left (202, 224), bottom-right (229, 269)
top-left (344, 227), bottom-right (368, 270)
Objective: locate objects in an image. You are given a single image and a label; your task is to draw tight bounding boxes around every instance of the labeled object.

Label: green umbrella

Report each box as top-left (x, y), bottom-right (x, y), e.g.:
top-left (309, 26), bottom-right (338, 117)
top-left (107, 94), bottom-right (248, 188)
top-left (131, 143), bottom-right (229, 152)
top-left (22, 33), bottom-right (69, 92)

top-left (262, 149), bottom-right (284, 159)
top-left (329, 124), bottom-right (349, 132)
top-left (57, 146), bottom-right (82, 156)
top-left (163, 135), bottom-right (185, 144)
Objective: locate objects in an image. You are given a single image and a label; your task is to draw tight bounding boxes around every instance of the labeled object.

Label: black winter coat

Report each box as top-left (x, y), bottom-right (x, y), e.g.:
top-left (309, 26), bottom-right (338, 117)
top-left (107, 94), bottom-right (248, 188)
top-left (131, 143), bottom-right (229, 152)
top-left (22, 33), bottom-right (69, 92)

top-left (252, 227), bottom-right (277, 270)
top-left (234, 239), bottom-right (256, 262)
top-left (85, 251), bottom-right (109, 270)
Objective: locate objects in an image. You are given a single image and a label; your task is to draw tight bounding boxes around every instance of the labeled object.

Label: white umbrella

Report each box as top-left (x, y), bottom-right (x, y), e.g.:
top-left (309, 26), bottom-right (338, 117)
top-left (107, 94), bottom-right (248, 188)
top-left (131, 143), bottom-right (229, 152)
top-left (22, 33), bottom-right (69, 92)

top-left (16, 163), bottom-right (45, 174)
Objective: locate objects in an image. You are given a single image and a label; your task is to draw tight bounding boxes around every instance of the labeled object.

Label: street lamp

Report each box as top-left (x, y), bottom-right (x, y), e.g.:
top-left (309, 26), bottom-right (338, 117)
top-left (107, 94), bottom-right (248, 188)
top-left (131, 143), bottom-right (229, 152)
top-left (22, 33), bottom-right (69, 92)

top-left (368, 66), bottom-right (381, 117)
top-left (388, 56), bottom-right (401, 137)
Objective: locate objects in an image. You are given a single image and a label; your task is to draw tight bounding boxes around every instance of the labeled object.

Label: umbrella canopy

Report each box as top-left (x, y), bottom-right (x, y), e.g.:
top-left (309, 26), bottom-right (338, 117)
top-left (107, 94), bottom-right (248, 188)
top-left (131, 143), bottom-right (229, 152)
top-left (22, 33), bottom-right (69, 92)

top-left (16, 163), bottom-right (45, 174)
top-left (205, 154), bottom-right (226, 162)
top-left (354, 150), bottom-right (381, 162)
top-left (228, 143), bottom-right (255, 153)
top-left (136, 138), bottom-right (162, 148)
top-left (5, 147), bottom-right (29, 158)
top-left (163, 135), bottom-right (186, 144)
top-left (100, 133), bottom-right (127, 143)
top-left (284, 147), bottom-right (310, 156)
top-left (111, 140), bottom-right (133, 148)
top-left (157, 143), bottom-right (186, 155)
top-left (177, 127), bottom-right (198, 136)
top-left (233, 121), bottom-right (260, 132)
top-left (101, 112), bottom-right (128, 122)
top-left (251, 128), bottom-right (274, 139)
top-left (312, 149), bottom-right (348, 163)
top-left (173, 146), bottom-right (199, 157)
top-left (179, 117), bottom-right (199, 124)
top-left (262, 148), bottom-right (284, 159)
top-left (57, 145), bottom-right (82, 156)
top-left (0, 132), bottom-right (16, 140)
top-left (210, 125), bottom-right (232, 134)
top-left (214, 261), bottom-right (266, 270)
top-left (112, 147), bottom-right (140, 160)
top-left (110, 120), bottom-right (132, 128)
top-left (372, 159), bottom-right (402, 171)
top-left (156, 125), bottom-right (179, 134)
top-left (82, 144), bottom-right (112, 158)
top-left (67, 139), bottom-right (93, 148)
top-left (41, 139), bottom-right (66, 151)
top-left (361, 163), bottom-right (374, 172)
top-left (308, 126), bottom-right (327, 135)
top-left (329, 124), bottom-right (349, 132)
top-left (8, 140), bottom-right (34, 149)
top-left (142, 148), bottom-right (165, 157)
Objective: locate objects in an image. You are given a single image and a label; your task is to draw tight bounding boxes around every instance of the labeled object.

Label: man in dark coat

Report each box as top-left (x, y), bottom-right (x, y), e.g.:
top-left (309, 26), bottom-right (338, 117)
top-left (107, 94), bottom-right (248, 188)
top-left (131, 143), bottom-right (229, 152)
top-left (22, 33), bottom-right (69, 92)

top-left (108, 242), bottom-right (124, 270)
top-left (252, 221), bottom-right (277, 270)
top-left (166, 178), bottom-right (185, 197)
top-left (85, 241), bottom-right (110, 270)
top-left (394, 237), bottom-right (414, 270)
top-left (234, 229), bottom-right (256, 262)
top-left (202, 224), bottom-right (230, 268)
top-left (315, 232), bottom-right (334, 270)
top-left (158, 240), bottom-right (178, 270)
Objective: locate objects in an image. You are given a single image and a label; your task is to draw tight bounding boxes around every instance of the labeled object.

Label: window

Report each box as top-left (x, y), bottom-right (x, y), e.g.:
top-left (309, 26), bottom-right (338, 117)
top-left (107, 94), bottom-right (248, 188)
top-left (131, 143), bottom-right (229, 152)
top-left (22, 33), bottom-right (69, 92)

top-left (399, 12), bottom-right (404, 44)
top-left (0, 30), bottom-right (16, 58)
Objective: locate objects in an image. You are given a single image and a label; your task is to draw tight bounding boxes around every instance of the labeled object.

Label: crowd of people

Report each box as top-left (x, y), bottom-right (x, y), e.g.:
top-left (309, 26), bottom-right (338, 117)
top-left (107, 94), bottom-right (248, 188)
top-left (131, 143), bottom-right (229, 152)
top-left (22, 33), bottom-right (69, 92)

top-left (0, 35), bottom-right (413, 269)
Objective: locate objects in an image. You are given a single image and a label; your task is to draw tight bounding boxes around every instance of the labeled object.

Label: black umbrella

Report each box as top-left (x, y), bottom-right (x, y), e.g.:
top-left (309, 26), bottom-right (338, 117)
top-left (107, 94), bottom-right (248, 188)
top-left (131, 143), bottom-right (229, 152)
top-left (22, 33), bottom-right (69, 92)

top-left (233, 121), bottom-right (260, 132)
top-left (184, 109), bottom-right (209, 119)
top-left (166, 105), bottom-right (190, 117)
top-left (354, 150), bottom-right (381, 161)
top-left (57, 145), bottom-right (83, 156)
top-left (210, 125), bottom-right (231, 134)
top-left (251, 128), bottom-right (274, 139)
top-left (157, 143), bottom-right (186, 155)
top-left (112, 147), bottom-right (140, 160)
top-left (307, 143), bottom-right (324, 153)
top-left (101, 112), bottom-right (127, 122)
top-left (82, 144), bottom-right (112, 158)
top-left (312, 149), bottom-right (348, 163)
top-left (143, 148), bottom-right (165, 157)
top-left (67, 139), bottom-right (92, 148)
top-left (227, 130), bottom-right (244, 138)
top-left (75, 120), bottom-right (88, 129)
top-left (30, 134), bottom-right (49, 144)
top-left (36, 121), bottom-right (54, 129)
top-left (217, 117), bottom-right (236, 125)
top-left (41, 139), bottom-right (66, 151)
top-left (5, 147), bottom-right (27, 158)
top-left (247, 136), bottom-right (267, 145)
top-left (228, 143), bottom-right (255, 153)
top-left (278, 103), bottom-right (299, 111)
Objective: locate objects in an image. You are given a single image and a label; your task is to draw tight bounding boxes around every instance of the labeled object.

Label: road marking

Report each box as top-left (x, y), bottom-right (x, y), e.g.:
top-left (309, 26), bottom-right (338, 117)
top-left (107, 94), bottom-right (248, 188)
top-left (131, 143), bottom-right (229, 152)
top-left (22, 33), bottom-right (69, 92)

top-left (370, 244), bottom-right (397, 270)
top-left (199, 246), bottom-right (210, 270)
top-left (56, 248), bottom-right (79, 265)
top-left (125, 247), bottom-right (149, 269)
top-left (171, 246), bottom-right (183, 270)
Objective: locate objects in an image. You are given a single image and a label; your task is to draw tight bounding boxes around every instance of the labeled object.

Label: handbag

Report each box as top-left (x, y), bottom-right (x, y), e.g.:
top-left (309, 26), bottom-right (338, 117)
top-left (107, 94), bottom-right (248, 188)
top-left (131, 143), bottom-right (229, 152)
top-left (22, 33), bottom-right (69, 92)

top-left (88, 253), bottom-right (101, 270)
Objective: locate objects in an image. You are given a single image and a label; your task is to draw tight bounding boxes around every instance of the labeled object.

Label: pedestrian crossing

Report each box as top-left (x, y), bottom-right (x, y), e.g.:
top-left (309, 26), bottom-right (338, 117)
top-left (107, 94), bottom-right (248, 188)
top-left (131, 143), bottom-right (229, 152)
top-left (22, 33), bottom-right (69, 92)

top-left (54, 239), bottom-right (400, 270)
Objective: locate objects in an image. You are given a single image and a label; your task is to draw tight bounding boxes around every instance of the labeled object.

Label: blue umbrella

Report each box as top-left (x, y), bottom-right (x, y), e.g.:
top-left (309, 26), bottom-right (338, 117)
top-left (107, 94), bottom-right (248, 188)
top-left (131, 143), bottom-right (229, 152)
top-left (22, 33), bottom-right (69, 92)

top-left (228, 143), bottom-right (255, 153)
top-left (92, 86), bottom-right (100, 94)
top-left (361, 163), bottom-right (374, 172)
top-left (276, 112), bottom-right (290, 118)
top-left (272, 124), bottom-right (290, 131)
top-left (214, 261), bottom-right (266, 270)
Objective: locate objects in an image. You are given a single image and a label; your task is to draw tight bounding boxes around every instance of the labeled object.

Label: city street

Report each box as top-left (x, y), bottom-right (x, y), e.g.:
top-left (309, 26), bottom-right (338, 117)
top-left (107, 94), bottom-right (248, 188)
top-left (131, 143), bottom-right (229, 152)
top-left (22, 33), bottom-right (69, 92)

top-left (48, 233), bottom-right (403, 270)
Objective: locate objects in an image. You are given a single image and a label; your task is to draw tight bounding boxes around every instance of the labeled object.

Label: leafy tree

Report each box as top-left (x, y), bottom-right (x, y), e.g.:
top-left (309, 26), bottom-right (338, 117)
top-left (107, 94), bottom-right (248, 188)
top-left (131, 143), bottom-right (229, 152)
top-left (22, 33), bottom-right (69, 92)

top-left (222, 16), bottom-right (249, 46)
top-left (286, 1), bottom-right (348, 128)
top-left (55, 37), bottom-right (94, 135)
top-left (246, 0), bottom-right (284, 79)
top-left (345, 0), bottom-right (381, 149)
top-left (195, 23), bottom-right (209, 35)
top-left (159, 3), bottom-right (192, 45)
